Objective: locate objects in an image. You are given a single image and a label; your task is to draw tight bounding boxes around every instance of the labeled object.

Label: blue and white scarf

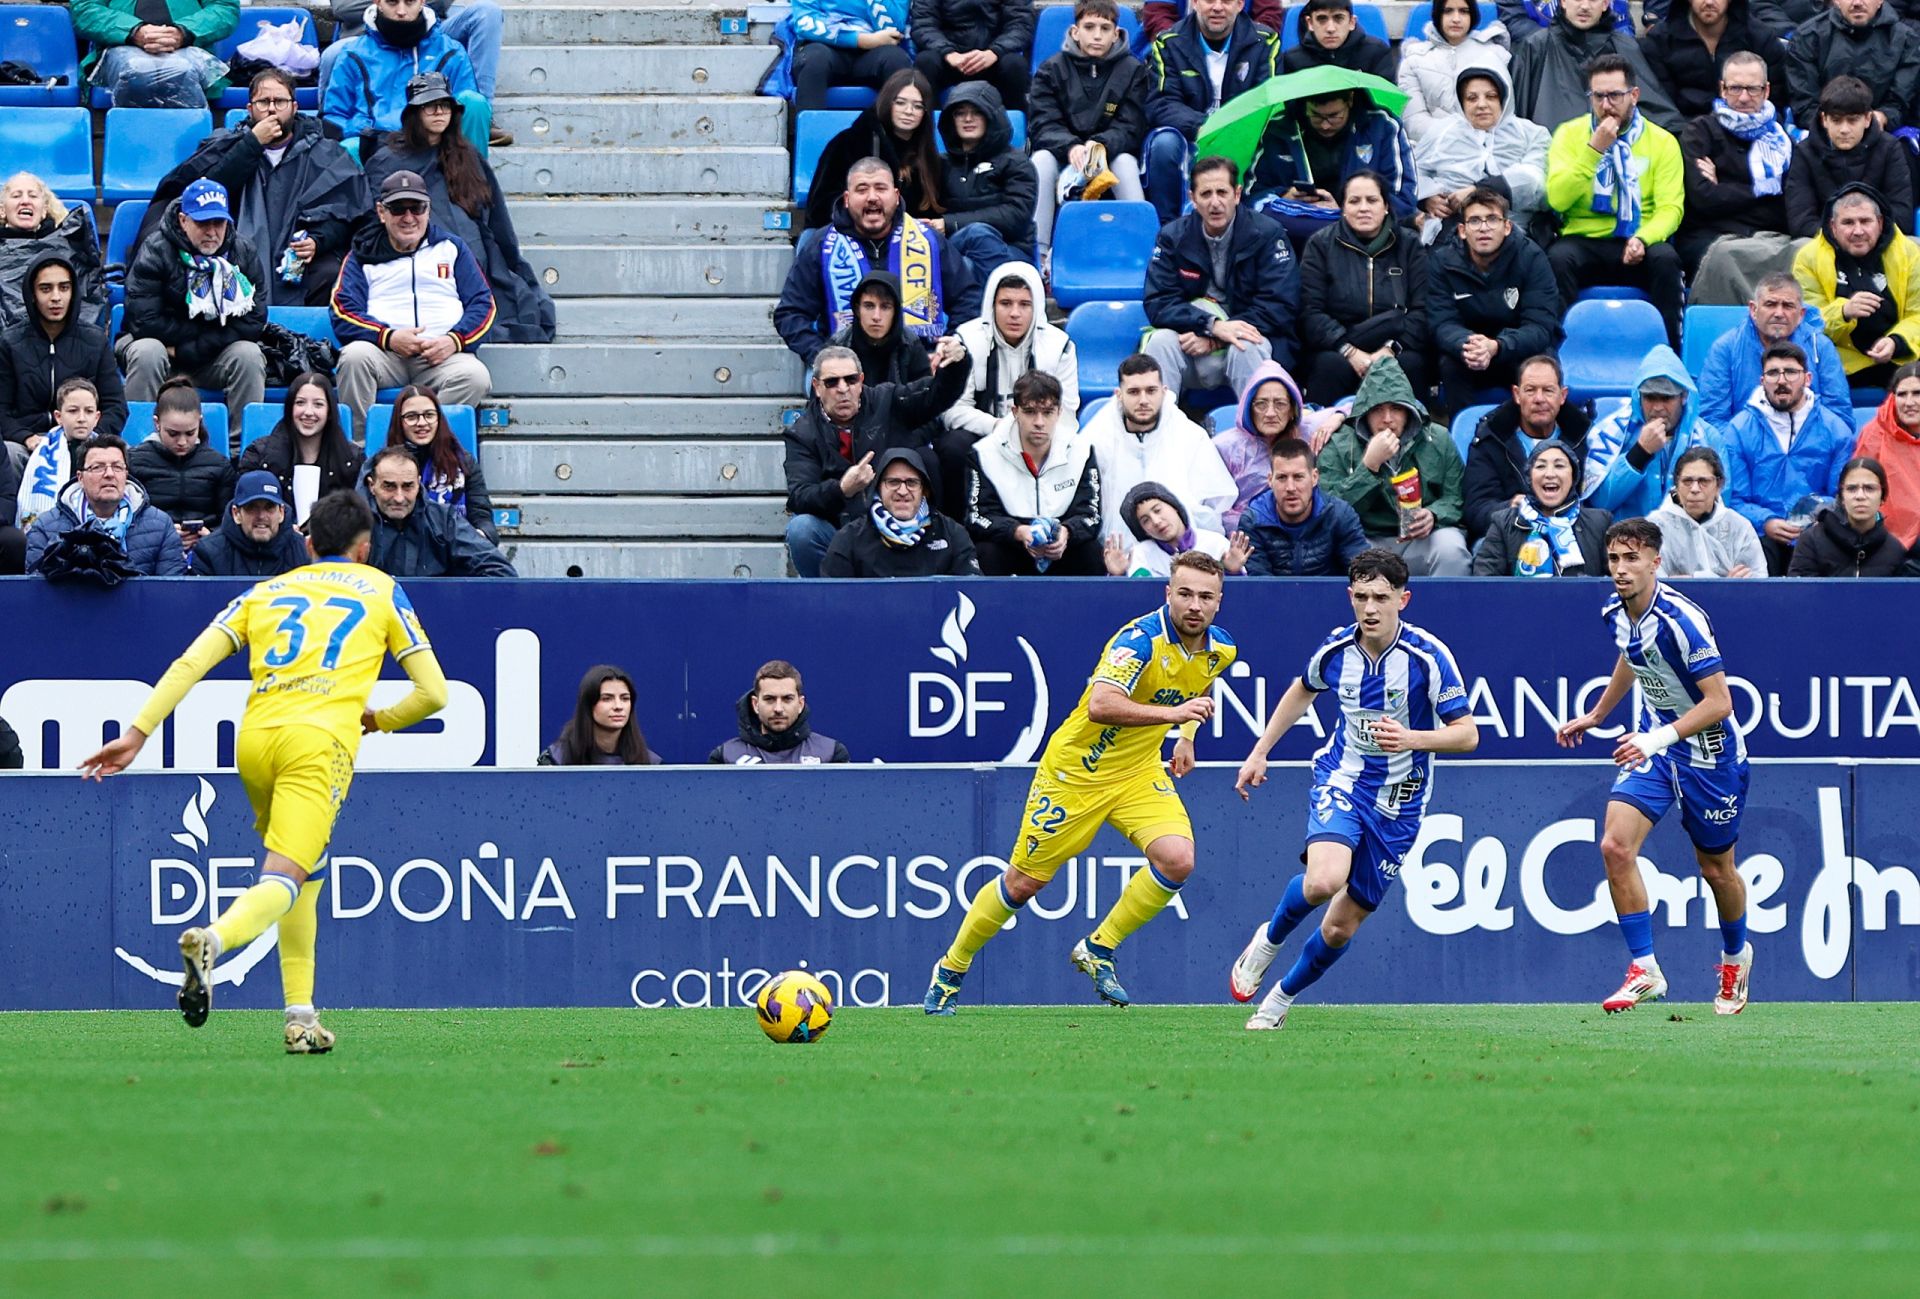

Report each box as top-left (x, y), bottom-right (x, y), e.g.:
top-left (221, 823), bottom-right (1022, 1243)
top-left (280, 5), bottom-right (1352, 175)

top-left (870, 494), bottom-right (930, 548)
top-left (84, 493), bottom-right (134, 548)
top-left (1512, 498), bottom-right (1584, 576)
top-left (1590, 111), bottom-right (1645, 238)
top-left (182, 251), bottom-right (257, 325)
top-left (1711, 98), bottom-right (1793, 199)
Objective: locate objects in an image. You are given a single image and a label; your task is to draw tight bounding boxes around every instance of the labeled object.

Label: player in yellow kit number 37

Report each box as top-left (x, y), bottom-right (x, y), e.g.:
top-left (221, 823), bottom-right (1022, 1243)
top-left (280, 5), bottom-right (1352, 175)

top-left (924, 549), bottom-right (1237, 1013)
top-left (81, 492), bottom-right (449, 1054)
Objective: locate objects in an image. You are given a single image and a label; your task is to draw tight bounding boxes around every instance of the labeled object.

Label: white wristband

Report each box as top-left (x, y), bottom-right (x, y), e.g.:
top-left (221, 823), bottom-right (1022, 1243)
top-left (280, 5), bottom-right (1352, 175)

top-left (1639, 724), bottom-right (1681, 755)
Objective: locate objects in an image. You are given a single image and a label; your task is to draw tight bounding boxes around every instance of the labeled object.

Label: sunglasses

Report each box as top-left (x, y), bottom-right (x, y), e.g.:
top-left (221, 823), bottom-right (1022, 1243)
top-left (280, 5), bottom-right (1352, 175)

top-left (817, 373), bottom-right (862, 389)
top-left (384, 200), bottom-right (429, 216)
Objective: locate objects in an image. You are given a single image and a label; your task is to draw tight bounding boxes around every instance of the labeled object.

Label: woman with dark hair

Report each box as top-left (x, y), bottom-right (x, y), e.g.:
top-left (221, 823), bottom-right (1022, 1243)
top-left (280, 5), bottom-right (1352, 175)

top-left (803, 66), bottom-right (944, 230)
top-left (1852, 360), bottom-right (1920, 546)
top-left (539, 665), bottom-right (664, 766)
top-left (1788, 457), bottom-right (1909, 576)
top-left (363, 72), bottom-right (557, 343)
top-left (1297, 171), bottom-right (1431, 406)
top-left (383, 384), bottom-right (495, 539)
top-left (1471, 439), bottom-right (1611, 575)
top-left (236, 371), bottom-right (365, 525)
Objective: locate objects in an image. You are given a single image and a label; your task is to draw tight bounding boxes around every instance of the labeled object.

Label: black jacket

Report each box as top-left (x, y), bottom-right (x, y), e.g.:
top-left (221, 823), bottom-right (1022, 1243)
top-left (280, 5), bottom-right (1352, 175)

top-left (359, 481), bottom-right (517, 577)
top-left (127, 438), bottom-right (235, 526)
top-left (936, 81), bottom-right (1039, 250)
top-left (1787, 507), bottom-right (1910, 576)
top-left (121, 198), bottom-right (269, 372)
top-left (1748, 0), bottom-right (1823, 38)
top-left (784, 360), bottom-right (968, 525)
top-left (707, 695), bottom-right (851, 764)
top-left (1471, 501), bottom-right (1613, 574)
top-left (1143, 206), bottom-right (1300, 368)
top-left (1784, 120), bottom-right (1915, 240)
top-left (830, 270), bottom-right (933, 387)
top-left (1029, 42), bottom-right (1149, 163)
top-left (803, 107), bottom-right (943, 230)
top-left (909, 0), bottom-right (1035, 64)
top-left (1280, 23), bottom-right (1396, 80)
top-left (1785, 4), bottom-right (1920, 133)
top-left (776, 201), bottom-right (982, 366)
top-left (821, 506), bottom-right (981, 575)
top-left (1462, 398), bottom-right (1597, 539)
top-left (1639, 2), bottom-right (1788, 121)
top-left (1298, 219), bottom-right (1429, 360)
top-left (0, 250), bottom-right (129, 445)
top-left (1680, 115), bottom-right (1790, 242)
top-left (187, 511), bottom-right (309, 576)
top-left (386, 436), bottom-right (496, 540)
top-left (1146, 11), bottom-right (1281, 140)
top-left (1426, 233), bottom-right (1563, 363)
top-left (236, 423), bottom-right (366, 514)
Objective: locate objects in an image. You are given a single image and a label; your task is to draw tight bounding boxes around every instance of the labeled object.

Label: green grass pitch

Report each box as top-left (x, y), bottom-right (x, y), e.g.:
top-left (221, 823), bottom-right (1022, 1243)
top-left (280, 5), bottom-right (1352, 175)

top-left (2, 1004), bottom-right (1915, 1297)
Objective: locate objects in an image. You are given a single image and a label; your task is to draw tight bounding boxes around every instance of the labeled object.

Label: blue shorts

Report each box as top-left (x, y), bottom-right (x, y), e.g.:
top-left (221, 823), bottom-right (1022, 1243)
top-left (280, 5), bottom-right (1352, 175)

top-left (1610, 753), bottom-right (1750, 853)
top-left (1302, 784), bottom-right (1421, 912)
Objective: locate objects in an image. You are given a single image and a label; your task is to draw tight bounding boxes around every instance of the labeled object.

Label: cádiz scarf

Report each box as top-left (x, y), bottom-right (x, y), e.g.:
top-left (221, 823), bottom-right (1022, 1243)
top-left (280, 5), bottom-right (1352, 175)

top-left (822, 214), bottom-right (943, 344)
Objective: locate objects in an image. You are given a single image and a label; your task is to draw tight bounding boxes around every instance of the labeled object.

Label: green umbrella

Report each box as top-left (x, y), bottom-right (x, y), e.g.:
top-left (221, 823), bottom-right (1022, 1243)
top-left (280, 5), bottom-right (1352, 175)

top-left (1194, 66), bottom-right (1409, 175)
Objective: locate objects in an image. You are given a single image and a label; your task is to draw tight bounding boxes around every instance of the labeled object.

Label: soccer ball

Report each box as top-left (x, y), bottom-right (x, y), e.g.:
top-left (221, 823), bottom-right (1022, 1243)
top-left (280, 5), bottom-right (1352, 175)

top-left (755, 970), bottom-right (834, 1043)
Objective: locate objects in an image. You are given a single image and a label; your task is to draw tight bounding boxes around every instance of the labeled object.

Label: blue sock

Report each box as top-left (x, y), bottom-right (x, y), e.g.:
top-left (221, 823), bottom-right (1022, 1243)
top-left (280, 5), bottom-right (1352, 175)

top-left (1265, 875), bottom-right (1315, 945)
top-left (1618, 909), bottom-right (1655, 960)
top-left (1278, 929), bottom-right (1349, 998)
top-left (1720, 912), bottom-right (1747, 958)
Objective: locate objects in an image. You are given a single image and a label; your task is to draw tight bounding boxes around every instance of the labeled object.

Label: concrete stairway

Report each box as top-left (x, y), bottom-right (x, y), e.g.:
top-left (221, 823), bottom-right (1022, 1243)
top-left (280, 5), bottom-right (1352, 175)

top-left (482, 0), bottom-right (800, 577)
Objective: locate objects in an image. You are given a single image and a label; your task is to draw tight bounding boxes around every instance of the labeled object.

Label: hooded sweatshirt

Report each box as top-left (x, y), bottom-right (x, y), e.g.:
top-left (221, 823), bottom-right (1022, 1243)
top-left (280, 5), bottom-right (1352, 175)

top-left (936, 81), bottom-right (1039, 251)
top-left (1281, 14), bottom-right (1397, 80)
top-left (0, 249), bottom-right (129, 446)
top-left (707, 694), bottom-right (851, 765)
top-left (829, 271), bottom-right (933, 388)
top-left (965, 416), bottom-right (1101, 545)
top-left (1212, 358), bottom-right (1304, 532)
top-left (1397, 13), bottom-right (1513, 141)
top-left (1583, 345), bottom-right (1718, 523)
top-left (1317, 357), bottom-right (1466, 537)
top-left (1793, 183), bottom-right (1920, 375)
top-left (1029, 24), bottom-right (1149, 163)
top-left (1116, 480), bottom-right (1231, 576)
top-left (946, 262), bottom-right (1079, 440)
top-left (1720, 383), bottom-right (1857, 532)
top-left (1082, 391), bottom-right (1238, 542)
top-left (1648, 494), bottom-right (1768, 578)
top-left (1413, 65), bottom-right (1550, 229)
top-left (0, 201), bottom-right (107, 338)
top-left (1853, 391), bottom-right (1920, 545)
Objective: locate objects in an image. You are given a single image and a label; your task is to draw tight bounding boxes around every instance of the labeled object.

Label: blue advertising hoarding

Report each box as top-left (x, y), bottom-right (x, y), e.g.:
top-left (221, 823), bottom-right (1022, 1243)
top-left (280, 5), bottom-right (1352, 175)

top-left (2, 578), bottom-right (1918, 769)
top-left (2, 761), bottom-right (1913, 1011)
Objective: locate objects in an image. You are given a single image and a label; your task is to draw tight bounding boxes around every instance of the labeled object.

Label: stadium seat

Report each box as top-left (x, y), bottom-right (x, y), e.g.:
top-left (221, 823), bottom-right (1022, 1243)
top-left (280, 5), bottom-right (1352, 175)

top-left (1680, 304), bottom-right (1747, 378)
top-left (1049, 201), bottom-right (1158, 310)
top-left (1066, 300), bottom-right (1150, 403)
top-left (0, 6), bottom-right (82, 106)
top-left (1573, 285), bottom-right (1650, 304)
top-left (240, 401), bottom-right (355, 452)
top-left (363, 403), bottom-right (478, 458)
top-left (211, 9), bottom-right (319, 109)
top-left (822, 86), bottom-right (877, 110)
top-left (1207, 402), bottom-right (1239, 435)
top-left (1077, 396), bottom-right (1109, 429)
top-left (2, 108), bottom-right (93, 200)
top-left (268, 306), bottom-right (339, 346)
top-left (1450, 404), bottom-right (1496, 461)
top-left (105, 199), bottom-right (148, 306)
top-left (792, 109), bottom-right (857, 208)
top-left (1855, 405), bottom-right (1880, 431)
top-left (1561, 299), bottom-right (1666, 402)
top-left (122, 400), bottom-right (228, 448)
top-left (1591, 395), bottom-right (1629, 426)
top-left (1029, 4), bottom-right (1142, 73)
top-left (1282, 3), bottom-right (1388, 48)
top-left (101, 107), bottom-right (213, 202)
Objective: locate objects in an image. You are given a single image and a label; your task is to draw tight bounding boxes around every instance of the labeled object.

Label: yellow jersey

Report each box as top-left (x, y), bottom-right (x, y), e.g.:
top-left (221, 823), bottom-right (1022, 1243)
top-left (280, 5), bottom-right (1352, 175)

top-left (1038, 606), bottom-right (1236, 785)
top-left (192, 562), bottom-right (430, 750)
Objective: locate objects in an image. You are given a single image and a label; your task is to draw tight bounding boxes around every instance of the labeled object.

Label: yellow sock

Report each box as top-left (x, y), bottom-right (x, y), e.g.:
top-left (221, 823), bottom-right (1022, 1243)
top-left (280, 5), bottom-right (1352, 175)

top-left (942, 878), bottom-right (1019, 973)
top-left (277, 879), bottom-right (323, 1010)
top-left (1090, 866), bottom-right (1180, 950)
top-left (209, 873), bottom-right (299, 953)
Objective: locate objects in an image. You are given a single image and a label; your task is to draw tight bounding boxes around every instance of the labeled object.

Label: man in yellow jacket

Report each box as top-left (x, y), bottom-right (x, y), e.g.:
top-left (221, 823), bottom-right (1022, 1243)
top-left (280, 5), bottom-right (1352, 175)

top-left (1793, 182), bottom-right (1920, 388)
top-left (1544, 53), bottom-right (1686, 348)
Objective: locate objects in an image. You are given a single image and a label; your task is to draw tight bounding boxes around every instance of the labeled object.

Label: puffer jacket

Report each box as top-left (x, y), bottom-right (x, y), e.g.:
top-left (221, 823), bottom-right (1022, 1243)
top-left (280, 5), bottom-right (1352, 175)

top-left (1317, 358), bottom-right (1465, 537)
top-left (946, 261), bottom-right (1079, 439)
top-left (935, 81), bottom-right (1039, 250)
top-left (1463, 396), bottom-right (1595, 539)
top-left (120, 198), bottom-right (268, 373)
top-left (127, 437), bottom-right (235, 526)
top-left (187, 511), bottom-right (309, 576)
top-left (25, 478), bottom-right (186, 576)
top-left (322, 7), bottom-right (480, 142)
top-left (964, 420), bottom-right (1101, 544)
top-left (359, 479), bottom-right (516, 577)
top-left (908, 0), bottom-right (1034, 64)
top-left (1397, 21), bottom-right (1512, 142)
top-left (1784, 3), bottom-right (1920, 133)
top-left (1029, 33), bottom-right (1149, 162)
top-left (1297, 218), bottom-right (1430, 363)
top-left (1239, 486), bottom-right (1370, 576)
top-left (1786, 505), bottom-right (1910, 576)
top-left (0, 250), bottom-right (128, 445)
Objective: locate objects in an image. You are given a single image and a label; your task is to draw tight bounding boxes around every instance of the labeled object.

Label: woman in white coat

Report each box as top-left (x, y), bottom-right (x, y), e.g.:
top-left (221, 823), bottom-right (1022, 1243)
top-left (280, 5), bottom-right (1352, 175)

top-left (1397, 0), bottom-right (1512, 143)
top-left (1411, 65), bottom-right (1550, 242)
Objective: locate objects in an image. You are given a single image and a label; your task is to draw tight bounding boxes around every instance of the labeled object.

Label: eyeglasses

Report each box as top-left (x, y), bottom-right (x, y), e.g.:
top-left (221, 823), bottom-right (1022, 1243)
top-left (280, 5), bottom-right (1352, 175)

top-left (892, 98), bottom-right (925, 114)
top-left (817, 373), bottom-right (862, 389)
top-left (1250, 398), bottom-right (1292, 413)
top-left (1676, 475), bottom-right (1719, 489)
top-left (1305, 104), bottom-right (1348, 124)
top-left (1721, 84), bottom-right (1767, 97)
top-left (1588, 90), bottom-right (1632, 105)
top-left (80, 464), bottom-right (125, 476)
top-left (400, 410), bottom-right (439, 424)
top-left (252, 97), bottom-right (294, 109)
top-left (1462, 214), bottom-right (1505, 229)
top-left (1761, 367), bottom-right (1806, 380)
top-left (879, 477), bottom-right (921, 490)
top-left (384, 201), bottom-right (428, 217)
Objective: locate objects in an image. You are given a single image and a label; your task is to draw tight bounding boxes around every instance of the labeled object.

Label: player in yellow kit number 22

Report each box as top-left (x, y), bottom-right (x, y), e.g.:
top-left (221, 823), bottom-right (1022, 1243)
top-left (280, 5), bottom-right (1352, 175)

top-left (924, 550), bottom-right (1237, 1013)
top-left (82, 492), bottom-right (449, 1054)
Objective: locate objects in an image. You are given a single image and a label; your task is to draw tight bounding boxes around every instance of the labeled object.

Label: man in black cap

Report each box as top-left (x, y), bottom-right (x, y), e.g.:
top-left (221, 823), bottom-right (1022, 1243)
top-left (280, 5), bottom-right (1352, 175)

top-left (820, 446), bottom-right (980, 576)
top-left (188, 469), bottom-right (312, 577)
top-left (330, 169), bottom-right (495, 427)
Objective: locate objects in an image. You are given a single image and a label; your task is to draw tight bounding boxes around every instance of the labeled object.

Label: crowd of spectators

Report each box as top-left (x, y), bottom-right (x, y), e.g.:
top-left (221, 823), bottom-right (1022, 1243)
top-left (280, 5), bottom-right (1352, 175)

top-left (773, 0), bottom-right (1920, 580)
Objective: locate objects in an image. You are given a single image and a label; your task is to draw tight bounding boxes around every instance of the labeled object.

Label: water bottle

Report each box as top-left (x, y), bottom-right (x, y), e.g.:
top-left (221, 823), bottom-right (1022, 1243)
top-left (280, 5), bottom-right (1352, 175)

top-left (279, 229), bottom-right (308, 284)
top-left (1028, 517), bottom-right (1056, 573)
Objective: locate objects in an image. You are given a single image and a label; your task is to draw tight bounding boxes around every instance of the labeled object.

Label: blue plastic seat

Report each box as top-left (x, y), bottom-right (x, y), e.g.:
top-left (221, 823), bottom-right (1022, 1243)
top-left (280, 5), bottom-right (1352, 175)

top-left (1855, 405), bottom-right (1880, 431)
top-left (122, 400), bottom-right (228, 448)
top-left (0, 6), bottom-right (82, 106)
top-left (1561, 299), bottom-right (1667, 401)
top-left (1077, 396), bottom-right (1109, 430)
top-left (211, 9), bottom-right (319, 109)
top-left (1679, 304), bottom-right (1748, 379)
top-left (1029, 4), bottom-right (1142, 74)
top-left (1450, 403), bottom-right (1496, 461)
top-left (1282, 3), bottom-right (1389, 48)
top-left (267, 305), bottom-right (338, 345)
top-left (1207, 402), bottom-right (1240, 435)
top-left (101, 107), bottom-right (213, 202)
top-left (239, 401), bottom-right (353, 452)
top-left (105, 199), bottom-right (149, 307)
top-left (1, 108), bottom-right (93, 199)
top-left (792, 109), bottom-right (858, 208)
top-left (822, 86), bottom-right (877, 110)
top-left (1049, 201), bottom-right (1159, 310)
top-left (1574, 285), bottom-right (1651, 304)
top-left (363, 403), bottom-right (478, 457)
top-left (1067, 300), bottom-right (1151, 402)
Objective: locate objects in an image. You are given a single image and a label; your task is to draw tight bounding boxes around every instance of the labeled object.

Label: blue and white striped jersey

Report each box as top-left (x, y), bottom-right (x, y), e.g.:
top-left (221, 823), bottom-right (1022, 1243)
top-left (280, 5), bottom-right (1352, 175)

top-left (1303, 621), bottom-right (1472, 819)
top-left (1603, 582), bottom-right (1746, 769)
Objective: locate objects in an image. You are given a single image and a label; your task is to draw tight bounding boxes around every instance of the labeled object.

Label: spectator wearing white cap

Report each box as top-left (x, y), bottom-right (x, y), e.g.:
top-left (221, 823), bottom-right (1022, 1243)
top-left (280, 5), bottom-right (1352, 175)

top-left (187, 469), bottom-right (310, 577)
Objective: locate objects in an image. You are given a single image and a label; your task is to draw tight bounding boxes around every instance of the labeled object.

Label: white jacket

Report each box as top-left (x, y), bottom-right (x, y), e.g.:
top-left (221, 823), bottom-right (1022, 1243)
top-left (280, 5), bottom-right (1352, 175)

top-left (945, 262), bottom-right (1080, 440)
top-left (1410, 63), bottom-right (1548, 230)
top-left (967, 417), bottom-right (1099, 527)
top-left (1648, 498), bottom-right (1768, 578)
top-left (1396, 23), bottom-right (1512, 143)
top-left (1126, 529), bottom-right (1230, 577)
top-left (1082, 396), bottom-right (1237, 542)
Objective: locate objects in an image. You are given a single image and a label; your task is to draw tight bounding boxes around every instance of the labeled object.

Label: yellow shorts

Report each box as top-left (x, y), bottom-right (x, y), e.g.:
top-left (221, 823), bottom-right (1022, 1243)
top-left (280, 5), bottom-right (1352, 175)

top-left (1006, 765), bottom-right (1193, 883)
top-left (236, 726), bottom-right (357, 873)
